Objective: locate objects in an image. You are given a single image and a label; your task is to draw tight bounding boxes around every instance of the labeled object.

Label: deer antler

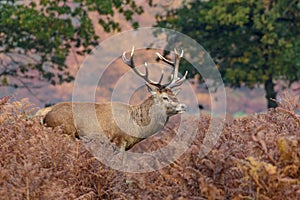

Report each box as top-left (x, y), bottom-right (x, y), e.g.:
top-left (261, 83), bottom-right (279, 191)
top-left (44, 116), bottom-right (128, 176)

top-left (156, 49), bottom-right (188, 89)
top-left (122, 47), bottom-right (188, 89)
top-left (122, 47), bottom-right (165, 89)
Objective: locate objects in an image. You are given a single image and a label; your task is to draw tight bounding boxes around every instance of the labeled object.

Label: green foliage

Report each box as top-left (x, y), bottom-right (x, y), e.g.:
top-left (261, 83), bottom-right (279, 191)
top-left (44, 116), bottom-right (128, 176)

top-left (0, 0), bottom-right (144, 87)
top-left (156, 0), bottom-right (300, 107)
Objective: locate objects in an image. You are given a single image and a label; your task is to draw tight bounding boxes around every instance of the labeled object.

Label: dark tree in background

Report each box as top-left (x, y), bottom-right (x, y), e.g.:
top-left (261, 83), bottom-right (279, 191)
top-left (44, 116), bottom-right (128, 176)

top-left (0, 0), bottom-right (144, 88)
top-left (156, 0), bottom-right (300, 108)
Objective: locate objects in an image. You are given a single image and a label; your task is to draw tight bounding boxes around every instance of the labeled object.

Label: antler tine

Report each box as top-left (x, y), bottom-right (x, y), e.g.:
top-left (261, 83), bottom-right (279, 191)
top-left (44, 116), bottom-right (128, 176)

top-left (144, 62), bottom-right (149, 78)
top-left (158, 70), bottom-right (164, 84)
top-left (168, 70), bottom-right (188, 88)
top-left (122, 46), bottom-right (135, 67)
top-left (122, 47), bottom-right (165, 88)
top-left (156, 48), bottom-right (187, 89)
top-left (172, 49), bottom-right (182, 82)
top-left (155, 52), bottom-right (174, 65)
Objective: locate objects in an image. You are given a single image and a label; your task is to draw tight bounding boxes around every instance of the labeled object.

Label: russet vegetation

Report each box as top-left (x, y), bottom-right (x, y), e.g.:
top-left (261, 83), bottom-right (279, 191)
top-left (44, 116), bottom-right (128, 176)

top-left (1, 93), bottom-right (299, 199)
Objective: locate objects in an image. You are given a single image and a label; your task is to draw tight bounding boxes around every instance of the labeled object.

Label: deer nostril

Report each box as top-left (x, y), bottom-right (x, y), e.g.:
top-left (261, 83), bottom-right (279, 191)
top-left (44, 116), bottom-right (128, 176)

top-left (180, 104), bottom-right (187, 111)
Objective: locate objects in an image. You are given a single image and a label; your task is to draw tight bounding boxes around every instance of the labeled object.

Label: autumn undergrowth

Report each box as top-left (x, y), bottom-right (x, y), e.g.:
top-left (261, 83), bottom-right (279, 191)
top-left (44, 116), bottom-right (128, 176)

top-left (0, 93), bottom-right (299, 199)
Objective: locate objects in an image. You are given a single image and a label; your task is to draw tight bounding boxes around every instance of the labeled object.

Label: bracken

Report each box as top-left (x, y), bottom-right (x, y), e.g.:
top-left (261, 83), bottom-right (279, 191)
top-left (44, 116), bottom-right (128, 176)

top-left (0, 92), bottom-right (299, 199)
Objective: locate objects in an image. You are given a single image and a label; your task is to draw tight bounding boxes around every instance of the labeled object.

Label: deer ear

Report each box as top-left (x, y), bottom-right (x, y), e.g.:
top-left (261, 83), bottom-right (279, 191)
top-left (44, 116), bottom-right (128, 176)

top-left (172, 88), bottom-right (182, 96)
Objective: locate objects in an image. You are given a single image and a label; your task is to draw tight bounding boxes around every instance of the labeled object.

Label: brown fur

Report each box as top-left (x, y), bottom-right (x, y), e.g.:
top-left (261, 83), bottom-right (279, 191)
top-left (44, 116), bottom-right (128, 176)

top-left (43, 88), bottom-right (185, 150)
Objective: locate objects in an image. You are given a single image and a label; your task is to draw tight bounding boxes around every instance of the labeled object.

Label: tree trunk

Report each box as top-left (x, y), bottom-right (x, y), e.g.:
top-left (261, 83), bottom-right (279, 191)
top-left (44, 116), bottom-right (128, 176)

top-left (264, 76), bottom-right (277, 108)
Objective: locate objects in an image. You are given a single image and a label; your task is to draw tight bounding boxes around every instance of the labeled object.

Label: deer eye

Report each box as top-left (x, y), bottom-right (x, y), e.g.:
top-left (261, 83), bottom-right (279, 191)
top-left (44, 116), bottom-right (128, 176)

top-left (162, 96), bottom-right (169, 101)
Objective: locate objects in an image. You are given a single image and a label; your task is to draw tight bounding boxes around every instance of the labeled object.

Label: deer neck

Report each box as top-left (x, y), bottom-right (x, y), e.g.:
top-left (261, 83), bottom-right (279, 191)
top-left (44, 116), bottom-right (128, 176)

top-left (129, 96), bottom-right (169, 136)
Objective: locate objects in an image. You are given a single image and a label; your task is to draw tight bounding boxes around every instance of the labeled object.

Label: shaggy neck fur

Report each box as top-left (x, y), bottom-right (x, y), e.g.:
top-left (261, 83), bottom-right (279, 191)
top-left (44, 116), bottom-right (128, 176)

top-left (130, 96), bottom-right (155, 126)
top-left (127, 95), bottom-right (169, 138)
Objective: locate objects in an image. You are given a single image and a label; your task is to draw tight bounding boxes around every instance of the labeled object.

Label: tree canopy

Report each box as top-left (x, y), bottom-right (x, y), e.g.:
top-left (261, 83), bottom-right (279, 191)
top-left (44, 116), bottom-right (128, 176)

top-left (156, 0), bottom-right (300, 108)
top-left (0, 0), bottom-right (144, 88)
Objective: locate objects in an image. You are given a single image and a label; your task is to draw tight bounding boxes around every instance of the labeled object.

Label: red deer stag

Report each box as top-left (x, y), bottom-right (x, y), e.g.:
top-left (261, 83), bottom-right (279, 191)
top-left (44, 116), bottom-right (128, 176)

top-left (42, 48), bottom-right (188, 150)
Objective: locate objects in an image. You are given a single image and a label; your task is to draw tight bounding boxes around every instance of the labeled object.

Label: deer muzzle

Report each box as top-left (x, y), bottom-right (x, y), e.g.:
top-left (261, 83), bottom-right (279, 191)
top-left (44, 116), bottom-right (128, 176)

top-left (176, 103), bottom-right (187, 114)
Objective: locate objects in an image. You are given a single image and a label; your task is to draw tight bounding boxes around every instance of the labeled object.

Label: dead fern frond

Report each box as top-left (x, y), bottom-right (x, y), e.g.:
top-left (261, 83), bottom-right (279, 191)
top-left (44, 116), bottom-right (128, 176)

top-left (75, 191), bottom-right (96, 200)
top-left (1, 93), bottom-right (300, 199)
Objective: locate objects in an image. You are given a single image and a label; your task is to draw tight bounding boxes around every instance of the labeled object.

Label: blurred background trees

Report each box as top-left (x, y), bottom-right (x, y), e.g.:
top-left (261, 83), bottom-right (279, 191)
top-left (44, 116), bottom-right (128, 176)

top-left (156, 0), bottom-right (300, 108)
top-left (1, 0), bottom-right (299, 110)
top-left (0, 0), bottom-right (143, 88)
